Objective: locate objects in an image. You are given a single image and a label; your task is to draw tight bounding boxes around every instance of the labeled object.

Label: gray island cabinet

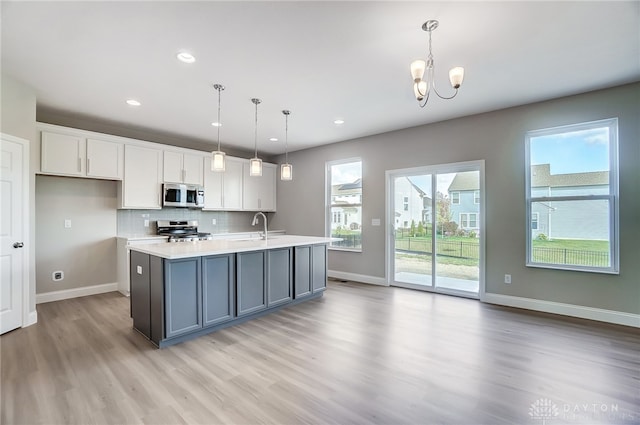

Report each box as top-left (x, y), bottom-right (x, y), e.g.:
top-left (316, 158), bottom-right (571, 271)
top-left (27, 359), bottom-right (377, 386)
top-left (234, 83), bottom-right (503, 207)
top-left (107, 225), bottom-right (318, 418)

top-left (129, 236), bottom-right (330, 348)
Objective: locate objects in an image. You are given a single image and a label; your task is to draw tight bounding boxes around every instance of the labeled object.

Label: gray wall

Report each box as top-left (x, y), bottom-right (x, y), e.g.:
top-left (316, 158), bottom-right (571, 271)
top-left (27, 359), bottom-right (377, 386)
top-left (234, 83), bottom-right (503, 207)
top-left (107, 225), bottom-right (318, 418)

top-left (271, 83), bottom-right (640, 315)
top-left (35, 176), bottom-right (118, 294)
top-left (1, 73), bottom-right (37, 315)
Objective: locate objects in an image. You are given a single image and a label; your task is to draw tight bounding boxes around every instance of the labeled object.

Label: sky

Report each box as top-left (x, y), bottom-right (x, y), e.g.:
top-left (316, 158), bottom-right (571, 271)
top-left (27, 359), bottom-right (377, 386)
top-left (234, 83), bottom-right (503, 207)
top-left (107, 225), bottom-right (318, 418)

top-left (530, 126), bottom-right (610, 175)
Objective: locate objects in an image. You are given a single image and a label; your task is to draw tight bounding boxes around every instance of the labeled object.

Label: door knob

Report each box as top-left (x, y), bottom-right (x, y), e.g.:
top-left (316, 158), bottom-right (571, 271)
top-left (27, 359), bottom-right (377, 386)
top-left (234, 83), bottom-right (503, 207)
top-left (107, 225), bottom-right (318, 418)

top-left (13, 242), bottom-right (24, 248)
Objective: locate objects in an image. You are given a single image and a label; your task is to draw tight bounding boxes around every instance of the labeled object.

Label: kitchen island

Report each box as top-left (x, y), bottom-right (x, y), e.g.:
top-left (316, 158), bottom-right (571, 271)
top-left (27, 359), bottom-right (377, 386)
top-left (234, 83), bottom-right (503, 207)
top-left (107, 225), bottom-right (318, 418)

top-left (128, 235), bottom-right (332, 348)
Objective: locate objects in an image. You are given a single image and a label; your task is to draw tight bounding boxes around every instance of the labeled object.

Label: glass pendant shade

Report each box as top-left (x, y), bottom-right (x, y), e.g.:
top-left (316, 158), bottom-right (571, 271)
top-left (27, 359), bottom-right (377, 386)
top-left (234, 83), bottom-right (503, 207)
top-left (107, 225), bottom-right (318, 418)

top-left (211, 150), bottom-right (226, 171)
top-left (410, 60), bottom-right (426, 82)
top-left (281, 163), bottom-right (292, 181)
top-left (449, 67), bottom-right (465, 89)
top-left (250, 157), bottom-right (262, 176)
top-left (413, 81), bottom-right (427, 100)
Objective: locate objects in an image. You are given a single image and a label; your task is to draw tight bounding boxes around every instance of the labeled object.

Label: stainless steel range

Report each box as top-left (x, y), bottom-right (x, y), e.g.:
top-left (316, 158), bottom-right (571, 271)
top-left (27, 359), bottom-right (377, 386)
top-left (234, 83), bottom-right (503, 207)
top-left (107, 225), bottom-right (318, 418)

top-left (156, 220), bottom-right (213, 243)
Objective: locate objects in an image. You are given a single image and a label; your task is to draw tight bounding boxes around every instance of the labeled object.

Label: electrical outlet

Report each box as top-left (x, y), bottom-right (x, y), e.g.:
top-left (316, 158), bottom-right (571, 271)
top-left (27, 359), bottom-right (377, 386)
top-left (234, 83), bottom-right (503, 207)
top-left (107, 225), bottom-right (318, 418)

top-left (504, 274), bottom-right (512, 284)
top-left (212, 218), bottom-right (217, 225)
top-left (52, 271), bottom-right (64, 281)
top-left (144, 219), bottom-right (149, 227)
top-left (64, 219), bottom-right (71, 228)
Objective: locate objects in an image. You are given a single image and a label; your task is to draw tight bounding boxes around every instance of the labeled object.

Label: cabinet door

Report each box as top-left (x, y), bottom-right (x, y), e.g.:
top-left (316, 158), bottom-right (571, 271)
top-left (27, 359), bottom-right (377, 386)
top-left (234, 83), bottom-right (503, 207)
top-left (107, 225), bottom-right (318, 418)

top-left (202, 254), bottom-right (235, 327)
top-left (122, 145), bottom-right (162, 209)
top-left (294, 245), bottom-right (312, 298)
top-left (86, 138), bottom-right (123, 179)
top-left (312, 244), bottom-right (327, 293)
top-left (237, 251), bottom-right (266, 317)
top-left (41, 131), bottom-right (85, 176)
top-left (203, 156), bottom-right (223, 209)
top-left (165, 257), bottom-right (202, 338)
top-left (267, 248), bottom-right (292, 307)
top-left (163, 151), bottom-right (183, 183)
top-left (223, 158), bottom-right (244, 210)
top-left (183, 153), bottom-right (204, 186)
top-left (242, 162), bottom-right (276, 211)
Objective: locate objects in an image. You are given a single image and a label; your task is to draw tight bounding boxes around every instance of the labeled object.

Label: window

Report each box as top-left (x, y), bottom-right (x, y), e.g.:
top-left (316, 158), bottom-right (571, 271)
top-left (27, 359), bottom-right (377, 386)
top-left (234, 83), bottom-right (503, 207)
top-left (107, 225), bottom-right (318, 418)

top-left (451, 192), bottom-right (460, 204)
top-left (460, 213), bottom-right (478, 229)
top-left (403, 196), bottom-right (409, 211)
top-left (327, 159), bottom-right (362, 250)
top-left (474, 190), bottom-right (480, 204)
top-left (525, 118), bottom-right (618, 273)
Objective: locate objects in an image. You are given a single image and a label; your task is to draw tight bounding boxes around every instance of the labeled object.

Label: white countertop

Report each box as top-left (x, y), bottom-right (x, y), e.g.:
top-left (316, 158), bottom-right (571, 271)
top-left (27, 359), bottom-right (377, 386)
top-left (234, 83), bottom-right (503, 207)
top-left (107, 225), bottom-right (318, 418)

top-left (128, 235), bottom-right (334, 259)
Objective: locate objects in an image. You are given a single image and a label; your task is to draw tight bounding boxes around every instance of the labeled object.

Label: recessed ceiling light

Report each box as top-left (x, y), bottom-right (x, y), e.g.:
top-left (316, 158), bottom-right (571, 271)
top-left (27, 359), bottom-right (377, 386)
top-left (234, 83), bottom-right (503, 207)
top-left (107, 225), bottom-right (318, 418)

top-left (126, 99), bottom-right (141, 106)
top-left (269, 137), bottom-right (278, 142)
top-left (211, 122), bottom-right (222, 127)
top-left (176, 52), bottom-right (196, 63)
top-left (334, 119), bottom-right (345, 125)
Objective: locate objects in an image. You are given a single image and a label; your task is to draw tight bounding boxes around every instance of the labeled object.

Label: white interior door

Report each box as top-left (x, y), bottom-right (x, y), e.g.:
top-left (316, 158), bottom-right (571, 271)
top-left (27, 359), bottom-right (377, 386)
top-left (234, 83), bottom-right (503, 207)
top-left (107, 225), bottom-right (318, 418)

top-left (1, 134), bottom-right (27, 334)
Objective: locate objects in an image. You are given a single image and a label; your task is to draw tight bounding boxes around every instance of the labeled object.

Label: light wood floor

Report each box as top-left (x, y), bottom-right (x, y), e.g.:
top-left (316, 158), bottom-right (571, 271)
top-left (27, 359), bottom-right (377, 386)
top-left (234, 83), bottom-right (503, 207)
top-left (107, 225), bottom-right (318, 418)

top-left (2, 281), bottom-right (639, 425)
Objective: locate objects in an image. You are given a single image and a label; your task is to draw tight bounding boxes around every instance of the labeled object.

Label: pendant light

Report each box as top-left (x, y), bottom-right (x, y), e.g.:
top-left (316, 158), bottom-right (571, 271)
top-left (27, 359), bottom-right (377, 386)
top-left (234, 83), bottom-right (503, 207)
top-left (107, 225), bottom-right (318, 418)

top-left (249, 98), bottom-right (262, 177)
top-left (281, 110), bottom-right (293, 181)
top-left (211, 84), bottom-right (226, 172)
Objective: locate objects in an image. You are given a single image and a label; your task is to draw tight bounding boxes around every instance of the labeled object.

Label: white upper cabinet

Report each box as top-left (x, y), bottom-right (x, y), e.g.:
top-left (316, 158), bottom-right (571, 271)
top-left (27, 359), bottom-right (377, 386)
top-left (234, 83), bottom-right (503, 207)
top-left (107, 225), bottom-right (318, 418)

top-left (86, 139), bottom-right (124, 179)
top-left (163, 151), bottom-right (204, 186)
top-left (242, 162), bottom-right (276, 211)
top-left (203, 156), bottom-right (244, 210)
top-left (120, 144), bottom-right (163, 209)
top-left (40, 130), bottom-right (123, 180)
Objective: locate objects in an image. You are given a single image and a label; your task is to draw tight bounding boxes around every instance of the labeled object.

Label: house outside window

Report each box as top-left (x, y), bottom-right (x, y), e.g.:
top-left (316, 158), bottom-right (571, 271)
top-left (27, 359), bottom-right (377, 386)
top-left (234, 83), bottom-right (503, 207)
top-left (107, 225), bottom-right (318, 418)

top-left (451, 191), bottom-right (460, 204)
top-left (327, 159), bottom-right (362, 250)
top-left (526, 118), bottom-right (618, 273)
top-left (531, 212), bottom-right (539, 230)
top-left (474, 190), bottom-right (480, 204)
top-left (403, 197), bottom-right (409, 211)
top-left (459, 213), bottom-right (478, 230)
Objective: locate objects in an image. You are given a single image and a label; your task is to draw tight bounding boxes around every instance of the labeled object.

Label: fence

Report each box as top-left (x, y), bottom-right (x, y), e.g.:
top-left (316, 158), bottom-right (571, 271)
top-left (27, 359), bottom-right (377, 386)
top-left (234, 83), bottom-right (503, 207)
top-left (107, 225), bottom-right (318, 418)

top-left (395, 237), bottom-right (609, 267)
top-left (531, 246), bottom-right (610, 267)
top-left (331, 233), bottom-right (362, 249)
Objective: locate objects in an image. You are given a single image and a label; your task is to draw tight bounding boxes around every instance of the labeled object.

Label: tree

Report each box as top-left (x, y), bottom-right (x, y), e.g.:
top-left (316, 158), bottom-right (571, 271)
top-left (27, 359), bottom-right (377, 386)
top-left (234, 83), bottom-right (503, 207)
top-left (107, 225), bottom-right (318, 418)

top-left (436, 191), bottom-right (452, 236)
top-left (417, 221), bottom-right (424, 237)
top-left (410, 220), bottom-right (416, 237)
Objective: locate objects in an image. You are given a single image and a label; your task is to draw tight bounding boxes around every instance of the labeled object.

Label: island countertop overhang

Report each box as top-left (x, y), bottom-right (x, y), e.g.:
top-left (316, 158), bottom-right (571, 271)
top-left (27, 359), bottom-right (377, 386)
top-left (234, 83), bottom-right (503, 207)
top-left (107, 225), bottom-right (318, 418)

top-left (128, 235), bottom-right (334, 259)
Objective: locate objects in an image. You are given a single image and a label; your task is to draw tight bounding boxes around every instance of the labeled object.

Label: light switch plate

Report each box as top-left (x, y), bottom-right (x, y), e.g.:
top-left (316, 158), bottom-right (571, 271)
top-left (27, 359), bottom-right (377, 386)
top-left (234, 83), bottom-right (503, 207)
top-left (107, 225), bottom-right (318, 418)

top-left (64, 219), bottom-right (71, 228)
top-left (371, 218), bottom-right (381, 226)
top-left (137, 265), bottom-right (143, 275)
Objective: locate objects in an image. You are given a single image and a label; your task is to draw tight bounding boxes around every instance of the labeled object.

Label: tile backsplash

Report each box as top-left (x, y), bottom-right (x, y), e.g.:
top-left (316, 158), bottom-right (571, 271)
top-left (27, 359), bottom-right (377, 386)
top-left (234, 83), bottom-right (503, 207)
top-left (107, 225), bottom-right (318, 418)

top-left (117, 209), bottom-right (273, 235)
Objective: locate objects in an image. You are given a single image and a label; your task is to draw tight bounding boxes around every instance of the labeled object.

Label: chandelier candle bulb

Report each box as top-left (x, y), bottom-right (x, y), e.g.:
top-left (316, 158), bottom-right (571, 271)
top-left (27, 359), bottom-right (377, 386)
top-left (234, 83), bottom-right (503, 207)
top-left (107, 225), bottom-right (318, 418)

top-left (449, 67), bottom-right (465, 89)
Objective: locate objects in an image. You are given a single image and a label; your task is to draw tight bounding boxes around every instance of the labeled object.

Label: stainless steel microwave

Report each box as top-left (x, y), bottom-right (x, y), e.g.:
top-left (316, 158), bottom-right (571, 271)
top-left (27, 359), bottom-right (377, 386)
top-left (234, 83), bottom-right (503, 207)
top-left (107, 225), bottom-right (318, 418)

top-left (162, 184), bottom-right (204, 208)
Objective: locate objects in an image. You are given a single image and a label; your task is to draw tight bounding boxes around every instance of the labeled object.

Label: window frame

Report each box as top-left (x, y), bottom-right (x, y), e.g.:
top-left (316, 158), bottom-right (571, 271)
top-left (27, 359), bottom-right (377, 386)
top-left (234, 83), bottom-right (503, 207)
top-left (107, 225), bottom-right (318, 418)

top-left (525, 118), bottom-right (619, 274)
top-left (326, 158), bottom-right (362, 252)
top-left (451, 191), bottom-right (460, 205)
top-left (474, 190), bottom-right (480, 205)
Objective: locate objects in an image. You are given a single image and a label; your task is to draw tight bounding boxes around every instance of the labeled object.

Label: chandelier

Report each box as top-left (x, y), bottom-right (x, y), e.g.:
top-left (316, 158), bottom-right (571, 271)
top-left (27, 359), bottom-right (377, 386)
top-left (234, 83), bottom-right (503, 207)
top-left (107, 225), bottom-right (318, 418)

top-left (410, 20), bottom-right (465, 107)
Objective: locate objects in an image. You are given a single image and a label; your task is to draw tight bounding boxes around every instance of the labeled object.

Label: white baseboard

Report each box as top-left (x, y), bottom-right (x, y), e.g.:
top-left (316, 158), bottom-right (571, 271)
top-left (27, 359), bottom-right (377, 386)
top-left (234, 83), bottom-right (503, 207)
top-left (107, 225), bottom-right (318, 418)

top-left (36, 282), bottom-right (118, 304)
top-left (482, 292), bottom-right (640, 328)
top-left (328, 270), bottom-right (388, 286)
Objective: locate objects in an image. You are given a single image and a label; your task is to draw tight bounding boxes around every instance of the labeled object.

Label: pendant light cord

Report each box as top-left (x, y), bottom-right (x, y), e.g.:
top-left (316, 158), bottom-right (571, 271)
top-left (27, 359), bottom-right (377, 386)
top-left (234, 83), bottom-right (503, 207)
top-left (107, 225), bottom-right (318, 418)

top-left (284, 113), bottom-right (289, 164)
top-left (254, 100), bottom-right (258, 157)
top-left (216, 86), bottom-right (222, 151)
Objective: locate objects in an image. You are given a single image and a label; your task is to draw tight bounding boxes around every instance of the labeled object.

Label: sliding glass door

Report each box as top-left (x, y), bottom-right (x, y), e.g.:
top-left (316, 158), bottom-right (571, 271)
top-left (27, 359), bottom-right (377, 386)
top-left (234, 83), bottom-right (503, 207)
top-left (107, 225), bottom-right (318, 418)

top-left (387, 161), bottom-right (484, 298)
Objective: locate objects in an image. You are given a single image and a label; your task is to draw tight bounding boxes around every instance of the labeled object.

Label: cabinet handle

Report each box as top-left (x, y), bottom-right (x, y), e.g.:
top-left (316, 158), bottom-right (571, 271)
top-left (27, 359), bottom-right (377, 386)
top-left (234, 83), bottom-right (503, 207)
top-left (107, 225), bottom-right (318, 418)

top-left (78, 157), bottom-right (81, 172)
top-left (87, 157), bottom-right (90, 174)
top-left (258, 198), bottom-right (261, 208)
top-left (182, 169), bottom-right (186, 182)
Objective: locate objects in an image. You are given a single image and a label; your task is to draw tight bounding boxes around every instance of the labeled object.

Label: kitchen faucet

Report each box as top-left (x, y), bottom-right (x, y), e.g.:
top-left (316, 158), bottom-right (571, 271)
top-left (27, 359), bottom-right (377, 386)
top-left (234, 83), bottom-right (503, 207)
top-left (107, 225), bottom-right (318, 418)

top-left (251, 212), bottom-right (268, 241)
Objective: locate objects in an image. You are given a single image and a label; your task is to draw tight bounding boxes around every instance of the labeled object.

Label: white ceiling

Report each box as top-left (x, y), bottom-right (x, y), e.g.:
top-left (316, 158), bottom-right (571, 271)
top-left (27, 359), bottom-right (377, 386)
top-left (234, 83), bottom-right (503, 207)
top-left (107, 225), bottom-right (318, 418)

top-left (2, 1), bottom-right (639, 155)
